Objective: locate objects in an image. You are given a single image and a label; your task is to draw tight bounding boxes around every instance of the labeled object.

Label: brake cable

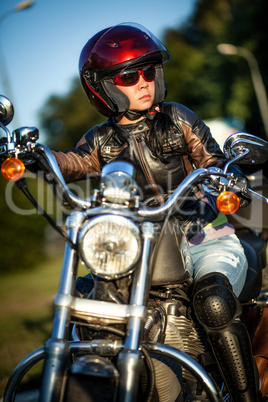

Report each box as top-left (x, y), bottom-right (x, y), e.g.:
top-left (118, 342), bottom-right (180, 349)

top-left (15, 178), bottom-right (77, 250)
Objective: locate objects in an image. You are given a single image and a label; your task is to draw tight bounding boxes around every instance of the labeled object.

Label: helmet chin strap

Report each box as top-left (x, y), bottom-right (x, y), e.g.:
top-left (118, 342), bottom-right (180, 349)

top-left (124, 106), bottom-right (158, 121)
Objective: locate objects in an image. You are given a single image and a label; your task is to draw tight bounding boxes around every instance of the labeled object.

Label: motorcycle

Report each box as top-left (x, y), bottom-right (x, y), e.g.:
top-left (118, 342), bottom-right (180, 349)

top-left (1, 94), bottom-right (268, 401)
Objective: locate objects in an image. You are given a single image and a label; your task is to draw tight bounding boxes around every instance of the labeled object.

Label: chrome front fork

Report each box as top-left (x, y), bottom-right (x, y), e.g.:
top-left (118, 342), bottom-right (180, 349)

top-left (39, 211), bottom-right (85, 402)
top-left (39, 218), bottom-right (155, 402)
top-left (4, 215), bottom-right (222, 402)
top-left (117, 222), bottom-right (155, 402)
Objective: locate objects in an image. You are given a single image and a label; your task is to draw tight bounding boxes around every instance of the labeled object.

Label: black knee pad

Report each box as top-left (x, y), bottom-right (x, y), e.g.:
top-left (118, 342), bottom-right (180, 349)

top-left (193, 273), bottom-right (242, 330)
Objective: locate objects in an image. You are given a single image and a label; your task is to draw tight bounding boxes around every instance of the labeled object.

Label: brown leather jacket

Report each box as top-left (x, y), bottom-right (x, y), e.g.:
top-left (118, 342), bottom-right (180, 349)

top-left (52, 102), bottom-right (232, 231)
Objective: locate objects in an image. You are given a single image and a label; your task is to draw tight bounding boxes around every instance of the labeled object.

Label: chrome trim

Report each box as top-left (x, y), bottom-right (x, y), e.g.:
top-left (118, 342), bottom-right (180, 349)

top-left (0, 95), bottom-right (14, 126)
top-left (34, 143), bottom-right (92, 209)
top-left (78, 214), bottom-right (141, 279)
top-left (54, 294), bottom-right (147, 324)
top-left (3, 340), bottom-right (123, 402)
top-left (4, 347), bottom-right (45, 402)
top-left (137, 168), bottom-right (210, 219)
top-left (69, 339), bottom-right (123, 356)
top-left (247, 188), bottom-right (268, 204)
top-left (144, 343), bottom-right (221, 401)
top-left (31, 145), bottom-right (214, 220)
top-left (101, 161), bottom-right (135, 178)
top-left (4, 342), bottom-right (221, 401)
top-left (223, 149), bottom-right (250, 173)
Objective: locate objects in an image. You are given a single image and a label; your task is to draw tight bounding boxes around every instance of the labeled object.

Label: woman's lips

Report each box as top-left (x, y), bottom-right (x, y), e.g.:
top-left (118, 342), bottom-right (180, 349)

top-left (139, 94), bottom-right (151, 100)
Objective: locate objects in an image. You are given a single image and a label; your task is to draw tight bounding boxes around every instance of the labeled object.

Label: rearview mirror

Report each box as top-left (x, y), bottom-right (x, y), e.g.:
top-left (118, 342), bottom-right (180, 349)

top-left (0, 95), bottom-right (14, 127)
top-left (223, 132), bottom-right (268, 165)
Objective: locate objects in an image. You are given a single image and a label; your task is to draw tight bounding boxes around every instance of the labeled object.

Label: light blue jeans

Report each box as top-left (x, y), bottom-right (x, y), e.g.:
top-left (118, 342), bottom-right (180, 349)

top-left (189, 233), bottom-right (248, 296)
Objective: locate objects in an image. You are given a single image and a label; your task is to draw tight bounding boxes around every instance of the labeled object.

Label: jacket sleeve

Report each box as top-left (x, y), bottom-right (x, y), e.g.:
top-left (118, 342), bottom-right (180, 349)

top-left (171, 103), bottom-right (227, 170)
top-left (171, 103), bottom-right (250, 226)
top-left (51, 127), bottom-right (101, 183)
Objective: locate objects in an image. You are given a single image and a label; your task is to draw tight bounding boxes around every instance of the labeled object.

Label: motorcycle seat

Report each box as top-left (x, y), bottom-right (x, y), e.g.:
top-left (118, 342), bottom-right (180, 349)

top-left (237, 230), bottom-right (267, 269)
top-left (238, 238), bottom-right (262, 303)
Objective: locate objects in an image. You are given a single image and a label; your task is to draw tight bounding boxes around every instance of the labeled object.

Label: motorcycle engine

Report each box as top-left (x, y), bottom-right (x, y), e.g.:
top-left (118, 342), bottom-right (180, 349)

top-left (145, 298), bottom-right (207, 401)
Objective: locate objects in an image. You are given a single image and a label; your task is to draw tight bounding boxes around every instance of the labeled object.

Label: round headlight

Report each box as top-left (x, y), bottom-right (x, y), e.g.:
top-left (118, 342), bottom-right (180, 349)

top-left (79, 215), bottom-right (141, 279)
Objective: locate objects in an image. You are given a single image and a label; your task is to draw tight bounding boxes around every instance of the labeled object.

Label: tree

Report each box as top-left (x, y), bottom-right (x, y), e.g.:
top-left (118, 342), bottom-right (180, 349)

top-left (39, 77), bottom-right (106, 149)
top-left (164, 0), bottom-right (268, 139)
top-left (39, 0), bottom-right (268, 143)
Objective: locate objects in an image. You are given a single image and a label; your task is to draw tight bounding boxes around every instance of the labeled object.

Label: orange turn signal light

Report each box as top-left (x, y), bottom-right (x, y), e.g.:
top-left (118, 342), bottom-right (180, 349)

top-left (216, 191), bottom-right (240, 215)
top-left (1, 158), bottom-right (25, 181)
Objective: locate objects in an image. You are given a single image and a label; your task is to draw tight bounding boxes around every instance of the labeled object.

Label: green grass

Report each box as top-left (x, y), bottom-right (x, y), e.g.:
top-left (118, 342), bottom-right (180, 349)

top-left (0, 255), bottom-right (89, 397)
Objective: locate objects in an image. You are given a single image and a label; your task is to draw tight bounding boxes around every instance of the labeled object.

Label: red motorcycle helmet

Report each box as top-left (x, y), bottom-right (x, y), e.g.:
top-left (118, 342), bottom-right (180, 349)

top-left (79, 23), bottom-right (171, 117)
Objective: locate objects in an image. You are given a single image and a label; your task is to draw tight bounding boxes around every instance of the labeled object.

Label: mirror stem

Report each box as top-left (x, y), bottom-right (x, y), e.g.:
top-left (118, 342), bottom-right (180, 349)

top-left (247, 188), bottom-right (268, 204)
top-left (223, 149), bottom-right (250, 173)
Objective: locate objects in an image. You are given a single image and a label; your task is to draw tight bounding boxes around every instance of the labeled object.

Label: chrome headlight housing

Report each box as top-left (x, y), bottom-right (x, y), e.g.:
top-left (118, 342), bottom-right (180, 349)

top-left (78, 215), bottom-right (141, 279)
top-left (100, 161), bottom-right (138, 204)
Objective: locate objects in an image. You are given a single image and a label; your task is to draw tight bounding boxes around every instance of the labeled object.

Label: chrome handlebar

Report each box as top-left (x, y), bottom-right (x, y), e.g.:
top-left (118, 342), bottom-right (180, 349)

top-left (31, 144), bottom-right (223, 219)
top-left (34, 143), bottom-right (92, 210)
top-left (3, 140), bottom-right (268, 218)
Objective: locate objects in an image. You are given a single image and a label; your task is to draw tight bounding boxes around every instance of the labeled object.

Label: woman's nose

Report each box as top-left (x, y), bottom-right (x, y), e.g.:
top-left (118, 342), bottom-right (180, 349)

top-left (138, 75), bottom-right (149, 88)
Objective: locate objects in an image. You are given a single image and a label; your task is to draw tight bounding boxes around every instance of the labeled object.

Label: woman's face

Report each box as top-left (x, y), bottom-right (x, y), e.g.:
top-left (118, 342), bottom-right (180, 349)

top-left (116, 75), bottom-right (155, 112)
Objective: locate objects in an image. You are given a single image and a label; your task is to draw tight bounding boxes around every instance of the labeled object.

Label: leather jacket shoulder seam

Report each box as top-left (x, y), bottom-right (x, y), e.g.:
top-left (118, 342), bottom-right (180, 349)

top-left (160, 102), bottom-right (199, 131)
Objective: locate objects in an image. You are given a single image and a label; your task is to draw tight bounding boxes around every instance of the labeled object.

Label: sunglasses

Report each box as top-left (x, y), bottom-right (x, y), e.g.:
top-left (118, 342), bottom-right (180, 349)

top-left (113, 64), bottom-right (156, 87)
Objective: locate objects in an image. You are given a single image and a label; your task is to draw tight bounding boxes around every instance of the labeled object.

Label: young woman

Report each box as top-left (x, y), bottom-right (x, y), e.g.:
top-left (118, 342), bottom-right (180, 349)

top-left (52, 23), bottom-right (261, 400)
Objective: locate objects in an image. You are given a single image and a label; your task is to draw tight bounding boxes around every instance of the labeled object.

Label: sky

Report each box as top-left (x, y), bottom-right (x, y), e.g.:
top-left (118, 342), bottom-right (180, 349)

top-left (0, 0), bottom-right (198, 139)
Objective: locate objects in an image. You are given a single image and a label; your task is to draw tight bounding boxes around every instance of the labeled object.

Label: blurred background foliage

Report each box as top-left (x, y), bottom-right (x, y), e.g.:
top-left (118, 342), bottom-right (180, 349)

top-left (1, 0), bottom-right (268, 274)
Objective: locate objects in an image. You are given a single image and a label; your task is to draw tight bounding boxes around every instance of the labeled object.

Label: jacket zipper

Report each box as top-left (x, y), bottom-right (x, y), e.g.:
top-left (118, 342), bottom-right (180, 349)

top-left (133, 134), bottom-right (164, 205)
